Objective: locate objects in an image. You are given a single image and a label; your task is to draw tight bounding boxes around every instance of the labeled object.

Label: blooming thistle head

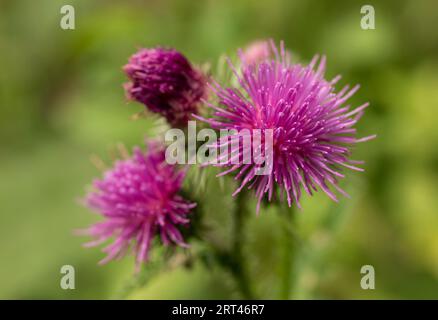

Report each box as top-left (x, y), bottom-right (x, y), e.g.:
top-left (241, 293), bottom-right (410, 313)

top-left (78, 142), bottom-right (196, 271)
top-left (198, 40), bottom-right (375, 213)
top-left (123, 47), bottom-right (206, 127)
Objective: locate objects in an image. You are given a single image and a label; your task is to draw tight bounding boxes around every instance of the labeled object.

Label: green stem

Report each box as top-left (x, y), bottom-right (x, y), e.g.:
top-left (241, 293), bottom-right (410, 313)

top-left (114, 262), bottom-right (159, 299)
top-left (230, 190), bottom-right (254, 299)
top-left (201, 190), bottom-right (255, 299)
top-left (279, 203), bottom-right (295, 299)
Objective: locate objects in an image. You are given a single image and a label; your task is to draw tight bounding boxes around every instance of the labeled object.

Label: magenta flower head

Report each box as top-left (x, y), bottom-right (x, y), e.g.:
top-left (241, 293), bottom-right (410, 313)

top-left (199, 40), bottom-right (375, 213)
top-left (79, 141), bottom-right (196, 270)
top-left (123, 47), bottom-right (206, 127)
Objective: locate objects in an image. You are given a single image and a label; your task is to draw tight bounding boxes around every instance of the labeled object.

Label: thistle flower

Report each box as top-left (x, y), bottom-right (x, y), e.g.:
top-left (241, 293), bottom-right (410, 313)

top-left (241, 40), bottom-right (271, 65)
top-left (79, 142), bottom-right (196, 270)
top-left (123, 47), bottom-right (206, 127)
top-left (199, 40), bottom-right (375, 212)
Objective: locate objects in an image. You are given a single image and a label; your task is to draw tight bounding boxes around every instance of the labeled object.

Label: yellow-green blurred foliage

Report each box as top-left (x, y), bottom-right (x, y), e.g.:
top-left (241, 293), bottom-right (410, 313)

top-left (0, 0), bottom-right (437, 299)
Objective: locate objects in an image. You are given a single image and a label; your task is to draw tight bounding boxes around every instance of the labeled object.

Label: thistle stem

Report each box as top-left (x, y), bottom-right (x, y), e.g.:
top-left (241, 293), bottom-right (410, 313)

top-left (280, 203), bottom-right (295, 299)
top-left (231, 189), bottom-right (254, 299)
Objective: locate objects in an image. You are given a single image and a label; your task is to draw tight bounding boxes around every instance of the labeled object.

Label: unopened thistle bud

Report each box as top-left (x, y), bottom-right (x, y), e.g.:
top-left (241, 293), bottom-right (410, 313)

top-left (124, 48), bottom-right (206, 127)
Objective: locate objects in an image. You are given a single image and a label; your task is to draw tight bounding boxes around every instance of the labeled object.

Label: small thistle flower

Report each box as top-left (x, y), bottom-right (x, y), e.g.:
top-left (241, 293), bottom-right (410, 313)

top-left (241, 40), bottom-right (271, 65)
top-left (199, 40), bottom-right (375, 212)
top-left (79, 142), bottom-right (196, 270)
top-left (123, 47), bottom-right (206, 127)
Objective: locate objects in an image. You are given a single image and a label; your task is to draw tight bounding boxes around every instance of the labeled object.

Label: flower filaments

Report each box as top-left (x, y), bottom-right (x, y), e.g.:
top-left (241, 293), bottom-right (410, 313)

top-left (200, 40), bottom-right (375, 212)
top-left (79, 142), bottom-right (196, 270)
top-left (123, 48), bottom-right (206, 127)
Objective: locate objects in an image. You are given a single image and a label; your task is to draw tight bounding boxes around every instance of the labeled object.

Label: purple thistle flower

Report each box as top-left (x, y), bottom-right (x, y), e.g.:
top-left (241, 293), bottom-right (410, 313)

top-left (123, 47), bottom-right (206, 127)
top-left (198, 40), bottom-right (375, 213)
top-left (79, 142), bottom-right (196, 270)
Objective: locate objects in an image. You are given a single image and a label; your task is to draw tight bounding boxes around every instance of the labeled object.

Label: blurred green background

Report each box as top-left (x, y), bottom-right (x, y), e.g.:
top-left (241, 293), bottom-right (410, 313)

top-left (0, 0), bottom-right (437, 299)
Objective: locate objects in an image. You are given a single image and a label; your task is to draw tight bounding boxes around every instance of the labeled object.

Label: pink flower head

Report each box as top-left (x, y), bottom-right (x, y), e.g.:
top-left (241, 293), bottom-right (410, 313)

top-left (199, 40), bottom-right (375, 213)
top-left (79, 142), bottom-right (195, 270)
top-left (241, 40), bottom-right (271, 65)
top-left (123, 47), bottom-right (206, 127)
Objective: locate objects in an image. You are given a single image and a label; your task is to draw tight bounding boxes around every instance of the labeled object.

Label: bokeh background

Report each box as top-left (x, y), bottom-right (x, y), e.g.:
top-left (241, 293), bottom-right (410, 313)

top-left (1, 0), bottom-right (437, 299)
